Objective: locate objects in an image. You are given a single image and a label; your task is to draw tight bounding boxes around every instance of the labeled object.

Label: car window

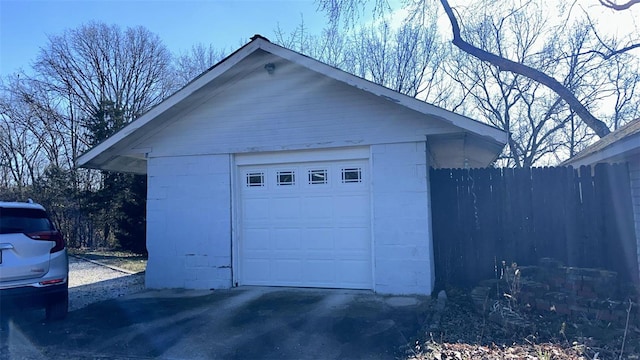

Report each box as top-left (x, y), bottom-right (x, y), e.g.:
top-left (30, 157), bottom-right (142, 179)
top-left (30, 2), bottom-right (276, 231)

top-left (0, 208), bottom-right (54, 234)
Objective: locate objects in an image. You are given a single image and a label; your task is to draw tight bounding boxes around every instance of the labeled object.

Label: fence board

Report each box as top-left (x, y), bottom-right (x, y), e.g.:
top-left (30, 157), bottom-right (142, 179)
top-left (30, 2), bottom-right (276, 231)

top-left (430, 164), bottom-right (638, 287)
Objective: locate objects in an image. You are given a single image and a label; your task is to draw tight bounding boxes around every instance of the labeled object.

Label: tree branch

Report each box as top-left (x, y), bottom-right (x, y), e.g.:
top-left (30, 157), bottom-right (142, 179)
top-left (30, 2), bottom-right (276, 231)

top-left (439, 0), bottom-right (611, 138)
top-left (599, 0), bottom-right (640, 10)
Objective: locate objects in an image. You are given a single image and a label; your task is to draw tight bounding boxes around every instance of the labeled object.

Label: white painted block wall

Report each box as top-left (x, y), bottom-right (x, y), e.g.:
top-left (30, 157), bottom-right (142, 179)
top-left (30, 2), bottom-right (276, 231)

top-left (371, 141), bottom-right (434, 294)
top-left (628, 157), bottom-right (640, 283)
top-left (144, 144), bottom-right (436, 294)
top-left (146, 154), bottom-right (232, 289)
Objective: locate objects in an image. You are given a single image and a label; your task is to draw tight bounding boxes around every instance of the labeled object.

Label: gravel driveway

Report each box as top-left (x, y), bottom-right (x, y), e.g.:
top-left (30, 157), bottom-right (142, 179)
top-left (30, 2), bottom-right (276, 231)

top-left (68, 256), bottom-right (145, 311)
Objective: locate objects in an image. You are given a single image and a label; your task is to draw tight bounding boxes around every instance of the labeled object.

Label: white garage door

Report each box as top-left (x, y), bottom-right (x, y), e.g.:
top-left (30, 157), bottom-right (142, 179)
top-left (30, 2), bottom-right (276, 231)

top-left (238, 159), bottom-right (372, 289)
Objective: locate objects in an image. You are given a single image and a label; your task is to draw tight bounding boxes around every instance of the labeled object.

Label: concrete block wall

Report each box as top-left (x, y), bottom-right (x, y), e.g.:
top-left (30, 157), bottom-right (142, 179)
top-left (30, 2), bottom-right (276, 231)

top-left (629, 156), bottom-right (640, 283)
top-left (146, 154), bottom-right (232, 289)
top-left (371, 141), bottom-right (434, 294)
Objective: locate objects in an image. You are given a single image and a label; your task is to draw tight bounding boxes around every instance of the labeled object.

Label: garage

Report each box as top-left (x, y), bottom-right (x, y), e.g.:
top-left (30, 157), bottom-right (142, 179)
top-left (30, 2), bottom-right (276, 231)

top-left (77, 35), bottom-right (508, 294)
top-left (237, 156), bottom-right (372, 289)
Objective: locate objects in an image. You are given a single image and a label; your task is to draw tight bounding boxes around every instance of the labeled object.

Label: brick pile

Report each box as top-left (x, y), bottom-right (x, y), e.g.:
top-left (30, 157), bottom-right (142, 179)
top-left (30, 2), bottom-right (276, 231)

top-left (471, 258), bottom-right (638, 324)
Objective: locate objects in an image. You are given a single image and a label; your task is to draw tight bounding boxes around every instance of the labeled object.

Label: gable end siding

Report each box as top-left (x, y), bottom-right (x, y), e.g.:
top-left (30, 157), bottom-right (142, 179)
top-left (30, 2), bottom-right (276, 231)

top-left (137, 62), bottom-right (458, 159)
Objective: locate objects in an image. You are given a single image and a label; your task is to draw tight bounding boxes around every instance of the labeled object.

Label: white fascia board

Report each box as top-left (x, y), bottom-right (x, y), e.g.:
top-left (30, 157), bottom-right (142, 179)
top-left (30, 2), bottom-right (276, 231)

top-left (257, 41), bottom-right (507, 145)
top-left (76, 41), bottom-right (263, 168)
top-left (566, 135), bottom-right (640, 167)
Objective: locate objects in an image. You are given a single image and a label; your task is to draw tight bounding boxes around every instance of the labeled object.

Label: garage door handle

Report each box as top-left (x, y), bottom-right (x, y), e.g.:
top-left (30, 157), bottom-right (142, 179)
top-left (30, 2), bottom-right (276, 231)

top-left (0, 243), bottom-right (14, 250)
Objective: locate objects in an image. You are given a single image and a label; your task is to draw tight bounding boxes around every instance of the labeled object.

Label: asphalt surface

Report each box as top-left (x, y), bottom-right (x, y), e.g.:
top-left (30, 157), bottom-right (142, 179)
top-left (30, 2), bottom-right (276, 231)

top-left (1, 286), bottom-right (432, 359)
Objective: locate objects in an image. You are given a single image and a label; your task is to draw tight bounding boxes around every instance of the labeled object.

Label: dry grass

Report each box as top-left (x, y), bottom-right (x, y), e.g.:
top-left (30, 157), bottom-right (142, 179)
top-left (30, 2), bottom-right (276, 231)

top-left (406, 288), bottom-right (639, 360)
top-left (69, 249), bottom-right (147, 273)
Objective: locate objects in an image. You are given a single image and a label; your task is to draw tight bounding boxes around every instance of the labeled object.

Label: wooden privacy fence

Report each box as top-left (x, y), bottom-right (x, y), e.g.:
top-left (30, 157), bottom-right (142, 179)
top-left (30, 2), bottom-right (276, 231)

top-left (430, 164), bottom-right (638, 288)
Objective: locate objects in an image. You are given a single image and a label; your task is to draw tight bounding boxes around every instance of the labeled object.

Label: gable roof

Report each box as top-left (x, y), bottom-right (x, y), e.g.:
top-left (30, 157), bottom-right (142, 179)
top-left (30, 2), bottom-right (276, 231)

top-left (564, 118), bottom-right (640, 167)
top-left (77, 35), bottom-right (507, 173)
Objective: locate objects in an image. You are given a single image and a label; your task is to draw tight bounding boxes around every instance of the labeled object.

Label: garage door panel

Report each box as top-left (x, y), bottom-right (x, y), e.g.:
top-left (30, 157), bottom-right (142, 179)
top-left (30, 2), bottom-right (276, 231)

top-left (272, 198), bottom-right (301, 219)
top-left (240, 158), bottom-right (371, 289)
top-left (305, 228), bottom-right (334, 250)
top-left (305, 260), bottom-right (337, 283)
top-left (304, 250), bottom-right (334, 259)
top-left (274, 260), bottom-right (303, 282)
top-left (244, 259), bottom-right (271, 282)
top-left (270, 250), bottom-right (307, 260)
top-left (301, 197), bottom-right (333, 219)
top-left (244, 229), bottom-right (270, 250)
top-left (333, 195), bottom-right (369, 219)
top-left (243, 198), bottom-right (270, 221)
top-left (274, 228), bottom-right (301, 250)
top-left (337, 261), bottom-right (371, 284)
top-left (335, 228), bottom-right (370, 250)
top-left (334, 246), bottom-right (369, 257)
top-left (335, 249), bottom-right (370, 260)
top-left (302, 218), bottom-right (334, 228)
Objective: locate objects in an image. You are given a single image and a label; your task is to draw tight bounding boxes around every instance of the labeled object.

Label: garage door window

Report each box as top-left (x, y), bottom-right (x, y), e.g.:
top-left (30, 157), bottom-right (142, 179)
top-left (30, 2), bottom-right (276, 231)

top-left (246, 172), bottom-right (265, 187)
top-left (341, 167), bottom-right (362, 183)
top-left (277, 171), bottom-right (295, 186)
top-left (308, 169), bottom-right (328, 184)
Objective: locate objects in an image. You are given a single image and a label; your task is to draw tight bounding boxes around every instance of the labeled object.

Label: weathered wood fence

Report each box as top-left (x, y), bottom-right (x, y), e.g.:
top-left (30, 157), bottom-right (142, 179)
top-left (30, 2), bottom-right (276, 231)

top-left (430, 164), bottom-right (638, 288)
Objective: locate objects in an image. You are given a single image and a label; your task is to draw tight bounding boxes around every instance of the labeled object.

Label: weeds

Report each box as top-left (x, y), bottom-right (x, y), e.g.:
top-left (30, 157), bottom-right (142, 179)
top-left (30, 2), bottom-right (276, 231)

top-left (619, 299), bottom-right (633, 360)
top-left (500, 261), bottom-right (521, 310)
top-left (412, 260), bottom-right (639, 360)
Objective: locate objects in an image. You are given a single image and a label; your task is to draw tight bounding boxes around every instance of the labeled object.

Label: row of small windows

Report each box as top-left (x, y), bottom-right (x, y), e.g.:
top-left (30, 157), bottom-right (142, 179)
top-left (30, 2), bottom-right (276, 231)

top-left (246, 168), bottom-right (362, 187)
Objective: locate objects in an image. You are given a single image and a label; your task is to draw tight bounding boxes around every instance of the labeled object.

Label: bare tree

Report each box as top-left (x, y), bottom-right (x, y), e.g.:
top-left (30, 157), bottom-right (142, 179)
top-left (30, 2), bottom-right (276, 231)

top-left (274, 19), bottom-right (356, 70)
top-left (317, 0), bottom-right (640, 142)
top-left (175, 43), bottom-right (227, 87)
top-left (2, 22), bottom-right (178, 251)
top-left (438, 0), bottom-right (614, 138)
top-left (274, 14), bottom-right (449, 104)
top-left (0, 107), bottom-right (40, 188)
top-left (604, 56), bottom-right (640, 130)
top-left (437, 1), bottom-right (640, 166)
top-left (599, 0), bottom-right (640, 10)
top-left (315, 0), bottom-right (640, 168)
top-left (350, 19), bottom-right (444, 98)
top-left (35, 22), bottom-right (175, 122)
top-left (0, 75), bottom-right (59, 187)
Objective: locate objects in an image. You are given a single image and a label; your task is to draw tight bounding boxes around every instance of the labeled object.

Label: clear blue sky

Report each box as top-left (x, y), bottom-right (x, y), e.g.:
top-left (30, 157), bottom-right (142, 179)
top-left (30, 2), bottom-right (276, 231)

top-left (0, 0), bottom-right (328, 76)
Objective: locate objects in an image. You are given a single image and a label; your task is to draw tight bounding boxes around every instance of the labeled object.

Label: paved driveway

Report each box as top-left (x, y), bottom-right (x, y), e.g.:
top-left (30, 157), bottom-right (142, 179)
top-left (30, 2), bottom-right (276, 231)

top-left (1, 287), bottom-right (431, 359)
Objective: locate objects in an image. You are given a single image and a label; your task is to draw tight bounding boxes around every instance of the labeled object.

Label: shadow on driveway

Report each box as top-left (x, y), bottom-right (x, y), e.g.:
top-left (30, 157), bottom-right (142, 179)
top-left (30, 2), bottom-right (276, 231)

top-left (1, 287), bottom-right (432, 359)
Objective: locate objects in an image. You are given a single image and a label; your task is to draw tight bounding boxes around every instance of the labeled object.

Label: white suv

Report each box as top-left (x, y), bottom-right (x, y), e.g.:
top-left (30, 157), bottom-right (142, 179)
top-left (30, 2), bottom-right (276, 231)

top-left (0, 201), bottom-right (69, 320)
